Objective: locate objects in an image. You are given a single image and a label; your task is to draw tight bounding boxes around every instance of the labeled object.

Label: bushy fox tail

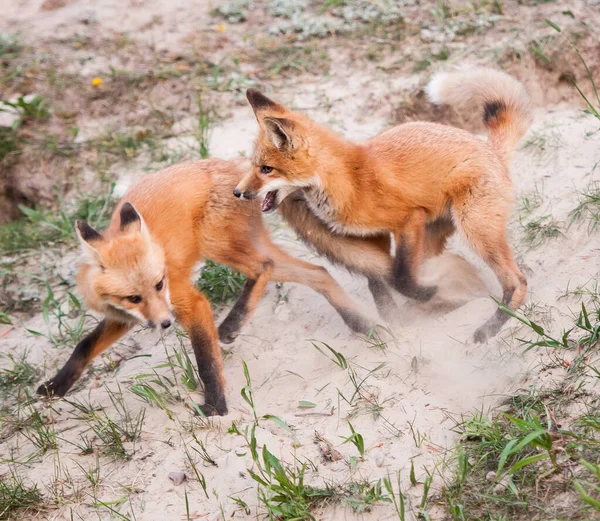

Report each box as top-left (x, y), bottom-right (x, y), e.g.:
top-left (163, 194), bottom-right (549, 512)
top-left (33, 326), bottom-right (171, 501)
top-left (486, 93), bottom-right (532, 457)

top-left (425, 67), bottom-right (532, 160)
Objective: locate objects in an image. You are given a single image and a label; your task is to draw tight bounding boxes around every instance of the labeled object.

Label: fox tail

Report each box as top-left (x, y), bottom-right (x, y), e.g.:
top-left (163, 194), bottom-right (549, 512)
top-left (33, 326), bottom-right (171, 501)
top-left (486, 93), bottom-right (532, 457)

top-left (426, 67), bottom-right (532, 160)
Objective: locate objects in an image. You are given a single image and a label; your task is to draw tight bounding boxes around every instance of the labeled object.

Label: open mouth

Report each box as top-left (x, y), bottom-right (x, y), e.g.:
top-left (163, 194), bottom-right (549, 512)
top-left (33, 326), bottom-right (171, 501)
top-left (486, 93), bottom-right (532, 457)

top-left (261, 190), bottom-right (278, 213)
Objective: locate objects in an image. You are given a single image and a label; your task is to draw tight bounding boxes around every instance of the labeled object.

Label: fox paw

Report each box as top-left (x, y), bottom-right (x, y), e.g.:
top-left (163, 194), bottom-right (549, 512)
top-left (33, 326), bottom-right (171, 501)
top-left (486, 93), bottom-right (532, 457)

top-left (37, 377), bottom-right (71, 398)
top-left (473, 326), bottom-right (490, 344)
top-left (414, 285), bottom-right (438, 302)
top-left (196, 402), bottom-right (228, 417)
top-left (218, 328), bottom-right (238, 345)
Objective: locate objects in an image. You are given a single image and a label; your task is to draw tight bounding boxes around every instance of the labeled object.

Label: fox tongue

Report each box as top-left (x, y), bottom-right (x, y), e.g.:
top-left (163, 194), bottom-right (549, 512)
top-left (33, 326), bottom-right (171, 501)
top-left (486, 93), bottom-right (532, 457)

top-left (261, 191), bottom-right (276, 212)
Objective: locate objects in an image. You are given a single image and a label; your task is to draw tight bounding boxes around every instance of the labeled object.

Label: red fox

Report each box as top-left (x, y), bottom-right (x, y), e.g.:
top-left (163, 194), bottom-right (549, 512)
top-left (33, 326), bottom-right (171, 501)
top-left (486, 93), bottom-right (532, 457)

top-left (234, 67), bottom-right (533, 342)
top-left (37, 159), bottom-right (388, 415)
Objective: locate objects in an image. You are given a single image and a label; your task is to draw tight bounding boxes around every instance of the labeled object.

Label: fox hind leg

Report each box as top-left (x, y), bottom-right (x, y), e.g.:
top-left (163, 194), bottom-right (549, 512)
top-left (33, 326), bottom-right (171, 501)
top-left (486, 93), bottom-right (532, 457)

top-left (423, 216), bottom-right (456, 258)
top-left (263, 244), bottom-right (374, 334)
top-left (392, 211), bottom-right (438, 302)
top-left (471, 241), bottom-right (526, 343)
top-left (454, 191), bottom-right (527, 342)
top-left (367, 277), bottom-right (398, 323)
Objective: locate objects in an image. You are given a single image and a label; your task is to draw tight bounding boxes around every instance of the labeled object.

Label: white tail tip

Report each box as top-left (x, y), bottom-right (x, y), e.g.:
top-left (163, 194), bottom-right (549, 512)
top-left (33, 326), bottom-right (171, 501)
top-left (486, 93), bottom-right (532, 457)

top-left (425, 71), bottom-right (449, 105)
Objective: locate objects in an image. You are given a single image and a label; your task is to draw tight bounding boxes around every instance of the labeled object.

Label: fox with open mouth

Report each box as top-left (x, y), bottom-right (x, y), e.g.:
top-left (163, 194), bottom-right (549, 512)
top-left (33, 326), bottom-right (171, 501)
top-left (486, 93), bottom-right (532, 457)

top-left (234, 67), bottom-right (533, 343)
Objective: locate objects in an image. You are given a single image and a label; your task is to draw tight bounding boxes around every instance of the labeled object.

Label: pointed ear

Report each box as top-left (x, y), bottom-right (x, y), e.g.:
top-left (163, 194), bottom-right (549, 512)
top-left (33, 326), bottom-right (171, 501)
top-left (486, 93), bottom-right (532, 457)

top-left (246, 89), bottom-right (284, 117)
top-left (119, 202), bottom-right (150, 239)
top-left (263, 117), bottom-right (298, 151)
top-left (118, 202), bottom-right (140, 231)
top-left (75, 220), bottom-right (103, 260)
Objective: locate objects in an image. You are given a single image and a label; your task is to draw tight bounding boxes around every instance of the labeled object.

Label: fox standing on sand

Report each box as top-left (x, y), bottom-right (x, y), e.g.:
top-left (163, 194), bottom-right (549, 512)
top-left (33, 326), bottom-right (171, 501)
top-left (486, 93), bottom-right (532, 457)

top-left (234, 68), bottom-right (533, 342)
top-left (37, 159), bottom-right (384, 415)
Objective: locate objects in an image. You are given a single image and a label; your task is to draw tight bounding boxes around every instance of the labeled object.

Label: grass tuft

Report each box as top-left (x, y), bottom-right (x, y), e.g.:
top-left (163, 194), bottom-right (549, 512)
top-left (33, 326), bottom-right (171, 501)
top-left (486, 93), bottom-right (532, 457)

top-left (0, 184), bottom-right (115, 255)
top-left (0, 352), bottom-right (38, 397)
top-left (197, 260), bottom-right (246, 307)
top-left (0, 467), bottom-right (42, 519)
top-left (569, 181), bottom-right (600, 233)
top-left (68, 388), bottom-right (145, 460)
top-left (521, 215), bottom-right (563, 248)
top-left (1, 95), bottom-right (50, 126)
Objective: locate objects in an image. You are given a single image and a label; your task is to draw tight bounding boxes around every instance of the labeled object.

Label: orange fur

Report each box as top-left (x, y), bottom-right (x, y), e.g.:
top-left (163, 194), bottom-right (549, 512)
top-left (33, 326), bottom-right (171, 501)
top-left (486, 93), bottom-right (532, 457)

top-left (236, 67), bottom-right (533, 342)
top-left (38, 159), bottom-right (375, 415)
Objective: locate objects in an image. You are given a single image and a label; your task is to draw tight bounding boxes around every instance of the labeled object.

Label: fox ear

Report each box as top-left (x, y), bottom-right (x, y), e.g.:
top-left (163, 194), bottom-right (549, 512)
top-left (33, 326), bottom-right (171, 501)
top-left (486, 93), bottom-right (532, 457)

top-left (119, 202), bottom-right (150, 238)
top-left (75, 220), bottom-right (103, 260)
top-left (263, 117), bottom-right (298, 151)
top-left (246, 89), bottom-right (281, 113)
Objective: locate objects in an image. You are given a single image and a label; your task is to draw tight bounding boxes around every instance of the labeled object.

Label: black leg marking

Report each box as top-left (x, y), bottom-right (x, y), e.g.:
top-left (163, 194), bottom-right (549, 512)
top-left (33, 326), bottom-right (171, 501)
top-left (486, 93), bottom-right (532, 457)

top-left (190, 326), bottom-right (228, 416)
top-left (367, 277), bottom-right (399, 323)
top-left (37, 321), bottom-right (106, 397)
top-left (473, 288), bottom-right (515, 343)
top-left (392, 242), bottom-right (437, 302)
top-left (336, 307), bottom-right (373, 335)
top-left (425, 216), bottom-right (455, 236)
top-left (218, 278), bottom-right (257, 344)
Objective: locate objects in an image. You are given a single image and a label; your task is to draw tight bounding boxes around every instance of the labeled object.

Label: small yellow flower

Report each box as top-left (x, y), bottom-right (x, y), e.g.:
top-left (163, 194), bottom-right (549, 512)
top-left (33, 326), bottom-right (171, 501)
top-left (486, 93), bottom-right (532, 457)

top-left (216, 24), bottom-right (226, 32)
top-left (91, 77), bottom-right (103, 86)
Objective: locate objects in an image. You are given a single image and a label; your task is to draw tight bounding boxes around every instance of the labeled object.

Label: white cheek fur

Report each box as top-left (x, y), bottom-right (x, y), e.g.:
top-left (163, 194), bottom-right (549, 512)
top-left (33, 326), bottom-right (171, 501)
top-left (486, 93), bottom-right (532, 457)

top-left (165, 286), bottom-right (173, 314)
top-left (109, 302), bottom-right (145, 323)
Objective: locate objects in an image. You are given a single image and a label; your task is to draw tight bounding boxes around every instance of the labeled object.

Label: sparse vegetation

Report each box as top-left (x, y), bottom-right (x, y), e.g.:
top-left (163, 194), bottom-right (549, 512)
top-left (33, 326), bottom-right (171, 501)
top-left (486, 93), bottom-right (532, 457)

top-left (1, 95), bottom-right (50, 126)
top-left (0, 126), bottom-right (20, 164)
top-left (570, 181), bottom-right (600, 233)
top-left (437, 294), bottom-right (600, 520)
top-left (440, 388), bottom-right (600, 520)
top-left (0, 468), bottom-right (42, 520)
top-left (0, 184), bottom-right (115, 255)
top-left (229, 362), bottom-right (396, 519)
top-left (67, 389), bottom-right (145, 460)
top-left (197, 260), bottom-right (247, 306)
top-left (521, 214), bottom-right (563, 248)
top-left (546, 19), bottom-right (600, 125)
top-left (95, 130), bottom-right (156, 159)
top-left (523, 128), bottom-right (565, 155)
top-left (413, 45), bottom-right (450, 72)
top-left (0, 353), bottom-right (37, 398)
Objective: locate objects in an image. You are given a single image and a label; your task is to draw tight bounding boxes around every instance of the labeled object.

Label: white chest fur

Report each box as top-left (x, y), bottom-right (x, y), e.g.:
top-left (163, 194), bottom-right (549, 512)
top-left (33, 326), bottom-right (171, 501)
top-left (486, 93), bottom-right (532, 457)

top-left (304, 187), bottom-right (387, 237)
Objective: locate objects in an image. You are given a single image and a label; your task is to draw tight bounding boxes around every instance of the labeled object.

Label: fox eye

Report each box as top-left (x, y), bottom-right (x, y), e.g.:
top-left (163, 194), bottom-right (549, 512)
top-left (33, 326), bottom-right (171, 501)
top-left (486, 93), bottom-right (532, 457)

top-left (126, 295), bottom-right (142, 304)
top-left (156, 279), bottom-right (164, 292)
top-left (260, 165), bottom-right (273, 174)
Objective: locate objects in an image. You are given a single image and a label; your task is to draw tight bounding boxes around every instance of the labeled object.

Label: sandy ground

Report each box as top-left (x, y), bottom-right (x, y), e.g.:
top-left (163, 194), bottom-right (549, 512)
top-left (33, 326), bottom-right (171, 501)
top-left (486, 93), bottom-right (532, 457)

top-left (1, 1), bottom-right (600, 520)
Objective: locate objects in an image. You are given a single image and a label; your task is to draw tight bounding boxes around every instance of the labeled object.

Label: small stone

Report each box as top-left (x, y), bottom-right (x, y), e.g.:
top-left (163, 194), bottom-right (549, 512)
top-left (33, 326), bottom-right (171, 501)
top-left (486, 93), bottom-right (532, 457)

top-left (168, 472), bottom-right (187, 486)
top-left (137, 450), bottom-right (155, 461)
top-left (492, 476), bottom-right (510, 494)
top-left (375, 455), bottom-right (385, 467)
top-left (486, 471), bottom-right (496, 482)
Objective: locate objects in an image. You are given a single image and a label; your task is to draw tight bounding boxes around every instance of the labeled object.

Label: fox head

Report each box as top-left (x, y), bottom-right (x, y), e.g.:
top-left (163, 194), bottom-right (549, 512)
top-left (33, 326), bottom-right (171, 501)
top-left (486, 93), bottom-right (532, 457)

top-left (75, 202), bottom-right (174, 329)
top-left (233, 89), bottom-right (319, 213)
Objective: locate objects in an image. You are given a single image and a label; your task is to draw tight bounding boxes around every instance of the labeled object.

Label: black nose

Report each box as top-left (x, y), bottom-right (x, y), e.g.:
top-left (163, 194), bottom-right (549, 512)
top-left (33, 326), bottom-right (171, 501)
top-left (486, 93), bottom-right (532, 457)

top-left (233, 188), bottom-right (241, 198)
top-left (161, 319), bottom-right (172, 329)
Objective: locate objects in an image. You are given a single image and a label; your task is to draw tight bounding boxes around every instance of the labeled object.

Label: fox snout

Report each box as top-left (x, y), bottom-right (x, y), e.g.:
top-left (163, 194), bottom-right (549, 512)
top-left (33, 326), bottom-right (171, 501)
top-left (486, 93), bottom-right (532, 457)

top-left (233, 188), bottom-right (256, 200)
top-left (147, 318), bottom-right (173, 329)
top-left (143, 297), bottom-right (174, 330)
